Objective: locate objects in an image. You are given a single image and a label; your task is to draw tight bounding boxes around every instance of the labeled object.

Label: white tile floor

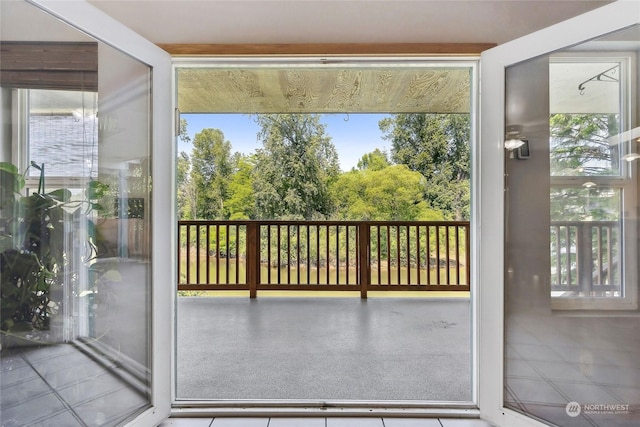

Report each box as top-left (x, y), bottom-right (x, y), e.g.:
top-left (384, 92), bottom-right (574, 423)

top-left (504, 314), bottom-right (640, 426)
top-left (159, 418), bottom-right (494, 427)
top-left (1, 344), bottom-right (148, 427)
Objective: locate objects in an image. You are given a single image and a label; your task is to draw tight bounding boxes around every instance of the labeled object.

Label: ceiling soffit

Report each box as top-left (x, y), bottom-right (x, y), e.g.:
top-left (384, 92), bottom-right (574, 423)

top-left (177, 66), bottom-right (471, 114)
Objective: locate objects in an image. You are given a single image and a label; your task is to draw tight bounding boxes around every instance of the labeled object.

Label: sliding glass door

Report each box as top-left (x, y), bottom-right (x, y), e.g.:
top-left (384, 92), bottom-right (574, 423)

top-left (0, 1), bottom-right (172, 426)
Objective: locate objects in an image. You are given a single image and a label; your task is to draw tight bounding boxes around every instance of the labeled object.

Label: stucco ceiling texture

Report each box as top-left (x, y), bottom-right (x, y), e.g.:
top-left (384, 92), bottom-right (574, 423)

top-left (177, 66), bottom-right (471, 113)
top-left (88, 0), bottom-right (612, 45)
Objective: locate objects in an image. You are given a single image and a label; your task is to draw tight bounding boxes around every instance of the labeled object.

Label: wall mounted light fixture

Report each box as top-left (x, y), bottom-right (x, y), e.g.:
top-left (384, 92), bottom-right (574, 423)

top-left (623, 152), bottom-right (640, 162)
top-left (505, 125), bottom-right (525, 151)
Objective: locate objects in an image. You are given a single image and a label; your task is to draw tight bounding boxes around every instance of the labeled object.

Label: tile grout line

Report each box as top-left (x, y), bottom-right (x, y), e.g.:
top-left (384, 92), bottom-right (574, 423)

top-left (17, 349), bottom-right (88, 427)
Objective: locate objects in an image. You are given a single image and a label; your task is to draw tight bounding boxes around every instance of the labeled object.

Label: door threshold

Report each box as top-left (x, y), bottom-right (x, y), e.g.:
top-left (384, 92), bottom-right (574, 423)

top-left (171, 400), bottom-right (479, 418)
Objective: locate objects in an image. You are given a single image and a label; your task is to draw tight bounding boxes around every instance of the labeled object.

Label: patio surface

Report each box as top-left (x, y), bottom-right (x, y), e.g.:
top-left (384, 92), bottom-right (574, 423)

top-left (176, 296), bottom-right (471, 401)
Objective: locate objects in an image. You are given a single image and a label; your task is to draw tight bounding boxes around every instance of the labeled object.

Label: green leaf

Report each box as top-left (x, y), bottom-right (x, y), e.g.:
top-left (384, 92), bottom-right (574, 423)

top-left (87, 180), bottom-right (109, 200)
top-left (0, 162), bottom-right (19, 175)
top-left (46, 189), bottom-right (72, 202)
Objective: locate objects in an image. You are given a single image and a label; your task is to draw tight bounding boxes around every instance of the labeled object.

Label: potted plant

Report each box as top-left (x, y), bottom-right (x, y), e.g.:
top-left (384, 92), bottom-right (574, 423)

top-left (0, 161), bottom-right (107, 344)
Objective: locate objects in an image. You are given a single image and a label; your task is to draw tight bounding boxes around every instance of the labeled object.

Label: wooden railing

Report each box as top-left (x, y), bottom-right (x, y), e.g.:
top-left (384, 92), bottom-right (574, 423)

top-left (550, 221), bottom-right (620, 295)
top-left (178, 220), bottom-right (470, 298)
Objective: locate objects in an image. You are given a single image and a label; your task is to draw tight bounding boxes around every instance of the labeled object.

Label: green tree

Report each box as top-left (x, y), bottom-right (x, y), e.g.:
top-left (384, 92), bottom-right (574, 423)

top-left (356, 148), bottom-right (390, 171)
top-left (252, 114), bottom-right (340, 219)
top-left (380, 113), bottom-right (470, 220)
top-left (226, 154), bottom-right (256, 219)
top-left (330, 164), bottom-right (443, 221)
top-left (190, 128), bottom-right (233, 219)
top-left (176, 151), bottom-right (192, 219)
top-left (176, 118), bottom-right (194, 219)
top-left (550, 113), bottom-right (619, 176)
top-left (550, 113), bottom-right (621, 223)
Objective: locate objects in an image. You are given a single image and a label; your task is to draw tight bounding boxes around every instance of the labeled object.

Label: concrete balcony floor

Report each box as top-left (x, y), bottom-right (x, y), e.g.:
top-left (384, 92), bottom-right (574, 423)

top-left (176, 295), bottom-right (471, 402)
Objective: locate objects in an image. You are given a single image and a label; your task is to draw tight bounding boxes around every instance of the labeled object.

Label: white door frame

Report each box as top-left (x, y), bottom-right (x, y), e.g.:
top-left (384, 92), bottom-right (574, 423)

top-left (27, 1), bottom-right (174, 425)
top-left (479, 1), bottom-right (640, 426)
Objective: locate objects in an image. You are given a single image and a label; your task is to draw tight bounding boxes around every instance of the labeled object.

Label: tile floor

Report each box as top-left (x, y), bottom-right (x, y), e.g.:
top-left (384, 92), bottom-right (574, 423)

top-left (159, 417), bottom-right (494, 427)
top-left (504, 314), bottom-right (640, 426)
top-left (1, 343), bottom-right (149, 427)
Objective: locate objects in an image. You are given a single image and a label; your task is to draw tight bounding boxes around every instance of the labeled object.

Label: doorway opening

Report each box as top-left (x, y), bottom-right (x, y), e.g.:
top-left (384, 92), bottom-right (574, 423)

top-left (173, 59), bottom-right (478, 406)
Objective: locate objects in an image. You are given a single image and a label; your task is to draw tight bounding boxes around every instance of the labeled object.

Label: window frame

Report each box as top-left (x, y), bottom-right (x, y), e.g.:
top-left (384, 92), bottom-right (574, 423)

top-left (13, 87), bottom-right (99, 191)
top-left (548, 52), bottom-right (638, 311)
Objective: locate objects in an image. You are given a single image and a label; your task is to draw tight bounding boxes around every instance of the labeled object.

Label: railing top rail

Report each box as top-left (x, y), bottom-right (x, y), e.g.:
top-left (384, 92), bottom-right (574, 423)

top-left (178, 219), bottom-right (471, 226)
top-left (178, 220), bottom-right (252, 226)
top-left (550, 220), bottom-right (619, 226)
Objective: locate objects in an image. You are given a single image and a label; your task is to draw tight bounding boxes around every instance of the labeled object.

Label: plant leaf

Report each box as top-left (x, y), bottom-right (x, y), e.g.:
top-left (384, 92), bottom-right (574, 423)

top-left (46, 189), bottom-right (72, 202)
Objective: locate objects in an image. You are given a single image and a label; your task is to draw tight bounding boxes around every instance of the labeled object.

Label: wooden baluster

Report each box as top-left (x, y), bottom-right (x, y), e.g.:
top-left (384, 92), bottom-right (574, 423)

top-left (186, 225), bottom-right (191, 285)
top-left (416, 225), bottom-right (421, 285)
top-left (445, 225), bottom-right (451, 285)
top-left (406, 225), bottom-right (411, 285)
top-left (206, 224), bottom-right (211, 285)
top-left (247, 222), bottom-right (259, 298)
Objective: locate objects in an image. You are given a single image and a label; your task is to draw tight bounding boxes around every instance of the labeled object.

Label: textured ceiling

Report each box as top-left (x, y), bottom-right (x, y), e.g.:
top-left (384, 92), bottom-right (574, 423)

top-left (177, 66), bottom-right (471, 113)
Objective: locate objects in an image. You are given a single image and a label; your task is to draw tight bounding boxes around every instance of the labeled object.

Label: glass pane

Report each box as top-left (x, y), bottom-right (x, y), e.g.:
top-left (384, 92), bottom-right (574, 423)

top-left (551, 186), bottom-right (620, 221)
top-left (550, 113), bottom-right (621, 176)
top-left (550, 187), bottom-right (622, 297)
top-left (1, 1), bottom-right (153, 425)
top-left (550, 62), bottom-right (622, 177)
top-left (504, 25), bottom-right (639, 427)
top-left (27, 90), bottom-right (99, 179)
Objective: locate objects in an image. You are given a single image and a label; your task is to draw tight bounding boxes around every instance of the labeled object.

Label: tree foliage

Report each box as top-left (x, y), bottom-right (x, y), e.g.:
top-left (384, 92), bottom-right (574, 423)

top-left (226, 155), bottom-right (256, 220)
top-left (180, 114), bottom-right (472, 222)
top-left (252, 114), bottom-right (340, 219)
top-left (380, 114), bottom-right (470, 220)
top-left (549, 113), bottom-right (621, 222)
top-left (176, 118), bottom-right (195, 220)
top-left (190, 128), bottom-right (233, 219)
top-left (356, 148), bottom-right (390, 171)
top-left (330, 164), bottom-right (443, 221)
top-left (550, 113), bottom-right (619, 176)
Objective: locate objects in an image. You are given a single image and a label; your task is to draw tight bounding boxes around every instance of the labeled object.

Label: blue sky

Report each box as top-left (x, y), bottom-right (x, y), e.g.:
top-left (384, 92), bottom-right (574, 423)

top-left (179, 113), bottom-right (391, 171)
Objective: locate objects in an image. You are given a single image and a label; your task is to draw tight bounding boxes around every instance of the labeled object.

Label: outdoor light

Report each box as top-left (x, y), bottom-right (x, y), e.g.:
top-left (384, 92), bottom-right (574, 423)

top-left (504, 138), bottom-right (525, 151)
top-left (504, 125), bottom-right (525, 151)
top-left (623, 137), bottom-right (640, 162)
top-left (582, 181), bottom-right (597, 188)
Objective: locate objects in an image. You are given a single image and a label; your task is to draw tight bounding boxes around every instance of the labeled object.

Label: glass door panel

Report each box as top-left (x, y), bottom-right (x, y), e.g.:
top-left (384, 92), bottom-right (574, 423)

top-left (503, 25), bottom-right (640, 426)
top-left (1, 1), bottom-right (170, 425)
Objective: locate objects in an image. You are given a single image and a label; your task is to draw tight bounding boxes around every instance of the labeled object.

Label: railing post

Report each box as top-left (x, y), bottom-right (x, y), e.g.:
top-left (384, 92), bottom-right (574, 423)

top-left (247, 222), bottom-right (259, 298)
top-left (577, 222), bottom-right (594, 295)
top-left (358, 222), bottom-right (370, 299)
